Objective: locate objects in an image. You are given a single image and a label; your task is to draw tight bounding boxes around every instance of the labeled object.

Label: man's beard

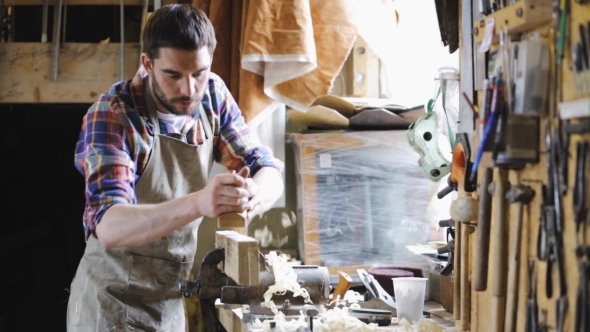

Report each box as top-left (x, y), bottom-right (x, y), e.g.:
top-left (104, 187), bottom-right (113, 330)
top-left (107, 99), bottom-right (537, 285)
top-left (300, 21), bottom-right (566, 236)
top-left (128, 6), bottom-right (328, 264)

top-left (151, 75), bottom-right (200, 117)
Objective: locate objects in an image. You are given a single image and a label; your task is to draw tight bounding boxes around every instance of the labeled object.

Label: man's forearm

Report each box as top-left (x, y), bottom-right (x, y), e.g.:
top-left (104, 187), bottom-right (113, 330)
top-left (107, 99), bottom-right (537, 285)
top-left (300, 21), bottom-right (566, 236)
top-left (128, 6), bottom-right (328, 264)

top-left (252, 167), bottom-right (284, 212)
top-left (96, 191), bottom-right (203, 249)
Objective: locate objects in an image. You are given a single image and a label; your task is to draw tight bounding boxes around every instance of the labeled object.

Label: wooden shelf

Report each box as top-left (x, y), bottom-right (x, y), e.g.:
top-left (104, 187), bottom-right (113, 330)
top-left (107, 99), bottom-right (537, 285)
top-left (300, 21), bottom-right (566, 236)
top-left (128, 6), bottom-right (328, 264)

top-left (2, 0), bottom-right (176, 5)
top-left (473, 0), bottom-right (552, 44)
top-left (0, 42), bottom-right (141, 104)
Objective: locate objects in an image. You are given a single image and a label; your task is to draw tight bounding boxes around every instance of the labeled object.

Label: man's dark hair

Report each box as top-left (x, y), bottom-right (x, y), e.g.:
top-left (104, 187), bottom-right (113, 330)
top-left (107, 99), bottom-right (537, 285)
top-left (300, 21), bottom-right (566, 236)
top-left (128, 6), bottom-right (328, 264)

top-left (143, 4), bottom-right (217, 59)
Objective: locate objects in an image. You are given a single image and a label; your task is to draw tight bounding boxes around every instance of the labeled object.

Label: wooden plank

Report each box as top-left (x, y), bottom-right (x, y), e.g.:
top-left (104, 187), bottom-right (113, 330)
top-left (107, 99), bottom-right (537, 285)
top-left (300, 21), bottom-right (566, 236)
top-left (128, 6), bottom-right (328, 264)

top-left (472, 0), bottom-right (552, 44)
top-left (215, 231), bottom-right (260, 286)
top-left (0, 42), bottom-right (141, 103)
top-left (217, 306), bottom-right (246, 332)
top-left (3, 0), bottom-right (177, 5)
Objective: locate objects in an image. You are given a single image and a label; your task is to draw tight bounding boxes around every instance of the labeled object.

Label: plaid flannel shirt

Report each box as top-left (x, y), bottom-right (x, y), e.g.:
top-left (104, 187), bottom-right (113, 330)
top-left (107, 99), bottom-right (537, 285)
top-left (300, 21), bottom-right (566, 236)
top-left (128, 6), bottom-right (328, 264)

top-left (74, 66), bottom-right (284, 240)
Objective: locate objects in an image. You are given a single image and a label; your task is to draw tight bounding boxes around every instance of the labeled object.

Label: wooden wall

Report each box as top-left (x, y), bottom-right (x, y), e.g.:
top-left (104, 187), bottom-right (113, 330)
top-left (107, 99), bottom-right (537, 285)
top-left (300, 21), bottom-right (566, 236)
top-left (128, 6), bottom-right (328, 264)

top-left (462, 1), bottom-right (590, 331)
top-left (0, 43), bottom-right (141, 103)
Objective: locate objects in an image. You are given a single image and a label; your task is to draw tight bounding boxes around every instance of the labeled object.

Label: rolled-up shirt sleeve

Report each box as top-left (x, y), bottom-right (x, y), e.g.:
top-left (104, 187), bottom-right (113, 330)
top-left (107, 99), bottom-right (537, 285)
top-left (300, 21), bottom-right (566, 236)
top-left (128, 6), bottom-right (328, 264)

top-left (213, 78), bottom-right (285, 176)
top-left (74, 99), bottom-right (137, 240)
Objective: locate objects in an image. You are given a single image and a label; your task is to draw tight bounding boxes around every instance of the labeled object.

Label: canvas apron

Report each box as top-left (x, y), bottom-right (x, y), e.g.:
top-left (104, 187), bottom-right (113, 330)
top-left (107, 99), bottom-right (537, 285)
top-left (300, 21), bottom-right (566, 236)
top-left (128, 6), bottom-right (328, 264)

top-left (67, 78), bottom-right (214, 332)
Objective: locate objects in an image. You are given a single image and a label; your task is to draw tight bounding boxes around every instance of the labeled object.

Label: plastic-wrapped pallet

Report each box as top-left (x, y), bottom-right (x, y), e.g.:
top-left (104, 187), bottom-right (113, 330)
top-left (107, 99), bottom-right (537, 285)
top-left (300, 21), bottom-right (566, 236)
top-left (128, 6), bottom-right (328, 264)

top-left (289, 130), bottom-right (441, 271)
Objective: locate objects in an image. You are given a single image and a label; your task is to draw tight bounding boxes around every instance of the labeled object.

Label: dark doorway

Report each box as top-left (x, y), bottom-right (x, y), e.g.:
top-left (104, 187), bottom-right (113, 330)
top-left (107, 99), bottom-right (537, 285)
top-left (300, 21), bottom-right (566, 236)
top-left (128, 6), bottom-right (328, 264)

top-left (0, 104), bottom-right (89, 332)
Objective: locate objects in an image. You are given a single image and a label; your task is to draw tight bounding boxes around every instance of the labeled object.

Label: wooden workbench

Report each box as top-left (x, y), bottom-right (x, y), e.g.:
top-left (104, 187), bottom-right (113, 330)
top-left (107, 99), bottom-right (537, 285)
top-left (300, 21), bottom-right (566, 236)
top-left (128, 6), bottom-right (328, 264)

top-left (217, 301), bottom-right (456, 332)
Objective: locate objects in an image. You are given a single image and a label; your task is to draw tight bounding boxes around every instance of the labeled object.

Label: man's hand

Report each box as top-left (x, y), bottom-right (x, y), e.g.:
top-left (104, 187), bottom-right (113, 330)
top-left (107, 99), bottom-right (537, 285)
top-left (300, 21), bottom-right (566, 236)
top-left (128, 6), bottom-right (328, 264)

top-left (197, 167), bottom-right (255, 218)
top-left (244, 177), bottom-right (262, 221)
top-left (245, 167), bottom-right (284, 222)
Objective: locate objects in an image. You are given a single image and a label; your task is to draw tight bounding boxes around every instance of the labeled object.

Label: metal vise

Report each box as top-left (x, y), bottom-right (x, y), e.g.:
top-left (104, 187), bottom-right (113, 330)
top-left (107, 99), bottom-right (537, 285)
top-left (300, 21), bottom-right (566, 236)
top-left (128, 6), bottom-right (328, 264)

top-left (179, 248), bottom-right (330, 318)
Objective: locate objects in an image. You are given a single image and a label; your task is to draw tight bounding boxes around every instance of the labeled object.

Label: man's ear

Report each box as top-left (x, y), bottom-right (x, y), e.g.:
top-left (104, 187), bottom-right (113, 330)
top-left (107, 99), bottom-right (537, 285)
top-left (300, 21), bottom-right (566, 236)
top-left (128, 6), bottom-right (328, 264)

top-left (141, 53), bottom-right (153, 74)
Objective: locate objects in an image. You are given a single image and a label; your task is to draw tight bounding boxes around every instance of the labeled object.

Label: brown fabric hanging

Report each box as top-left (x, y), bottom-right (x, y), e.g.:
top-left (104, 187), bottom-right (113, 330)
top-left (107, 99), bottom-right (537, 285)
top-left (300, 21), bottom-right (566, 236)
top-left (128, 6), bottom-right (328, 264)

top-left (192, 0), bottom-right (400, 125)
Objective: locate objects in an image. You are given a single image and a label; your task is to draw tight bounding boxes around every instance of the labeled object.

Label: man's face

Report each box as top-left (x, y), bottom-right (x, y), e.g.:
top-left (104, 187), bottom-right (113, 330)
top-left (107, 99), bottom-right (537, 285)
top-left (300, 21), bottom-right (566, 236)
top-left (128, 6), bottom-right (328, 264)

top-left (143, 47), bottom-right (212, 117)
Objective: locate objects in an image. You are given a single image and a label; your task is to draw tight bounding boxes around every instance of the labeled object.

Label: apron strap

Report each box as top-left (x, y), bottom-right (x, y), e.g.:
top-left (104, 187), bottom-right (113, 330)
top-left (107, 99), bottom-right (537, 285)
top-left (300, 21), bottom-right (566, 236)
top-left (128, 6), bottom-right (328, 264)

top-left (199, 91), bottom-right (213, 140)
top-left (143, 76), bottom-right (161, 136)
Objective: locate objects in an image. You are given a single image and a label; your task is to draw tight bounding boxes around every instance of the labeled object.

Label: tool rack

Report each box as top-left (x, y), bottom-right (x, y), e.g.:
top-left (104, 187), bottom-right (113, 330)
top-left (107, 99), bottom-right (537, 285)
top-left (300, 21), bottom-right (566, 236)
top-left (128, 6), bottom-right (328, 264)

top-left (457, 0), bottom-right (590, 331)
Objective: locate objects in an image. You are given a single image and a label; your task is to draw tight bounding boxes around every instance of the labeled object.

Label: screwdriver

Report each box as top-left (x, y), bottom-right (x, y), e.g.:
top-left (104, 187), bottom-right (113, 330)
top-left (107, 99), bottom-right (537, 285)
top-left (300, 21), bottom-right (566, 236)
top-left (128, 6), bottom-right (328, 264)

top-left (579, 23), bottom-right (589, 70)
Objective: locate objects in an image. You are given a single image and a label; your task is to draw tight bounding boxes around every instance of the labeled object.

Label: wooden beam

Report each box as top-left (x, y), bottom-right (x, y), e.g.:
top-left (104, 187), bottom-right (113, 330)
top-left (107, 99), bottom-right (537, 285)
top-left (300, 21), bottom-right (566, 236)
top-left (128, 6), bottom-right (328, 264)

top-left (215, 231), bottom-right (259, 286)
top-left (0, 42), bottom-right (141, 104)
top-left (3, 0), bottom-right (177, 5)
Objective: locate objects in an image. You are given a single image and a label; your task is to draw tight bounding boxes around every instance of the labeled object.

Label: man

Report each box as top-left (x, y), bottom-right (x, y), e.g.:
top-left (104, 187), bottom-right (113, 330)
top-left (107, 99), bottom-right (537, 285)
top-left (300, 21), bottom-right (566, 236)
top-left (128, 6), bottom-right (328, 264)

top-left (67, 4), bottom-right (284, 331)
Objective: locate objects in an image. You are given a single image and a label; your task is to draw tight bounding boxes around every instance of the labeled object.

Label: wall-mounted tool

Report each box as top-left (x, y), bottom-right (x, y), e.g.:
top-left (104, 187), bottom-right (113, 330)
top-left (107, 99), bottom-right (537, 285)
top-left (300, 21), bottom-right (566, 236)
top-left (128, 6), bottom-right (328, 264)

top-left (574, 141), bottom-right (588, 240)
top-left (512, 37), bottom-right (550, 116)
top-left (542, 118), bottom-right (568, 332)
top-left (566, 119), bottom-right (590, 134)
top-left (573, 141), bottom-right (590, 332)
top-left (495, 114), bottom-right (540, 166)
top-left (504, 184), bottom-right (535, 332)
top-left (488, 168), bottom-right (509, 329)
top-left (573, 21), bottom-right (590, 97)
top-left (471, 74), bottom-right (503, 181)
top-left (437, 218), bottom-right (456, 291)
top-left (525, 261), bottom-right (538, 332)
top-left (574, 246), bottom-right (590, 332)
top-left (452, 133), bottom-right (477, 192)
top-left (474, 167), bottom-right (493, 291)
top-left (450, 194), bottom-right (478, 331)
top-left (493, 35), bottom-right (542, 167)
top-left (439, 226), bottom-right (456, 278)
top-left (437, 133), bottom-right (477, 199)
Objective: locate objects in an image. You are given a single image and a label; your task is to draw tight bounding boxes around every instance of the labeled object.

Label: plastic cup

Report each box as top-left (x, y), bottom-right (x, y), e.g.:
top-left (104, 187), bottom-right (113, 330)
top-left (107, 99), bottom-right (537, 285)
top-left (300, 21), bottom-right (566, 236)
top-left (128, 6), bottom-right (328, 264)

top-left (392, 277), bottom-right (428, 324)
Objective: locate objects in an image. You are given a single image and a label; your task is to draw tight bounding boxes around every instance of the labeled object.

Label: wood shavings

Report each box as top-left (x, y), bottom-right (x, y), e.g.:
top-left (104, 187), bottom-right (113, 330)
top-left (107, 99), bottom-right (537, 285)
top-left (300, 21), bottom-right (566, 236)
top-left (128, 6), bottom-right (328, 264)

top-left (251, 313), bottom-right (307, 332)
top-left (250, 306), bottom-right (378, 332)
top-left (313, 306), bottom-right (378, 332)
top-left (261, 251), bottom-right (312, 314)
top-left (399, 317), bottom-right (447, 332)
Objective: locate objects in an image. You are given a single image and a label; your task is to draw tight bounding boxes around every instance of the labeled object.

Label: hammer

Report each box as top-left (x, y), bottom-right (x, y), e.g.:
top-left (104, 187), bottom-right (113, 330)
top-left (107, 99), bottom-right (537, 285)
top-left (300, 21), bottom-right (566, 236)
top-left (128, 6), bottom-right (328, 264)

top-left (474, 167), bottom-right (493, 291)
top-left (503, 184), bottom-right (535, 332)
top-left (487, 168), bottom-right (508, 332)
top-left (450, 194), bottom-right (478, 331)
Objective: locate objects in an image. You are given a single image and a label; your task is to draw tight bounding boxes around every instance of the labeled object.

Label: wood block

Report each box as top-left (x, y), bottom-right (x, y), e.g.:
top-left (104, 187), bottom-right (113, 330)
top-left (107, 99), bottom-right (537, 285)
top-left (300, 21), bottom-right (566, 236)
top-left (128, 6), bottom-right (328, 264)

top-left (218, 212), bottom-right (246, 228)
top-left (215, 231), bottom-right (260, 286)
